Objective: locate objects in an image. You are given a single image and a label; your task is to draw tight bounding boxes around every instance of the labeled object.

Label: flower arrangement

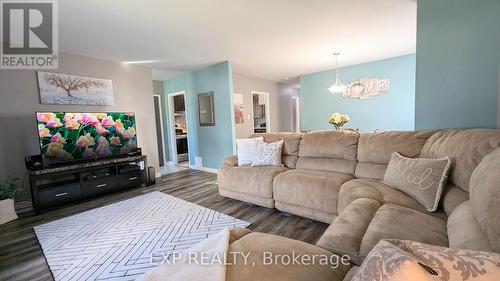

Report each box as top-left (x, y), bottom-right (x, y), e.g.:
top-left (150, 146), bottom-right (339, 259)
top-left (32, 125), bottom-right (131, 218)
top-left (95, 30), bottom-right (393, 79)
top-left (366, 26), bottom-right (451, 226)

top-left (0, 178), bottom-right (19, 225)
top-left (329, 112), bottom-right (350, 130)
top-left (37, 112), bottom-right (137, 162)
top-left (0, 179), bottom-right (19, 200)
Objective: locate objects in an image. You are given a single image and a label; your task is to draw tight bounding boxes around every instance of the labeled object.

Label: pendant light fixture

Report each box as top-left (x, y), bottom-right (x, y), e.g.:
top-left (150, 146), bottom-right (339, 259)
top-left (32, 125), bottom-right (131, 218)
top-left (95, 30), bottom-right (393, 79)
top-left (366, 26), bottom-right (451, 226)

top-left (328, 53), bottom-right (347, 93)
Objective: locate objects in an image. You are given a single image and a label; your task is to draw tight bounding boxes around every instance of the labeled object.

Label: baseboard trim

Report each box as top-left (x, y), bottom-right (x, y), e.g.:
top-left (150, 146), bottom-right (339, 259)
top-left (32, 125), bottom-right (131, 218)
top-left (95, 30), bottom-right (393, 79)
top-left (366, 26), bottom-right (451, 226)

top-left (189, 165), bottom-right (217, 174)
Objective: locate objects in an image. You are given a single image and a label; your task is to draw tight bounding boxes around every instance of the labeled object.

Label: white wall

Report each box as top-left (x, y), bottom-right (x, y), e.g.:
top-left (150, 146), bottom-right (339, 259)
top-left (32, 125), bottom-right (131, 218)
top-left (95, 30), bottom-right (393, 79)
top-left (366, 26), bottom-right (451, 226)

top-left (277, 83), bottom-right (300, 132)
top-left (0, 52), bottom-right (159, 199)
top-left (153, 80), bottom-right (169, 162)
top-left (232, 73), bottom-right (295, 138)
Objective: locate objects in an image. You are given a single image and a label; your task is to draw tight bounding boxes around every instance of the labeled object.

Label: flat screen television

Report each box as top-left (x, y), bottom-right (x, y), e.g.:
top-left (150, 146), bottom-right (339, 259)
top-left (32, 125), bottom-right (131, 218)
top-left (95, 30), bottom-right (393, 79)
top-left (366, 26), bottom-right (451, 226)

top-left (36, 112), bottom-right (137, 166)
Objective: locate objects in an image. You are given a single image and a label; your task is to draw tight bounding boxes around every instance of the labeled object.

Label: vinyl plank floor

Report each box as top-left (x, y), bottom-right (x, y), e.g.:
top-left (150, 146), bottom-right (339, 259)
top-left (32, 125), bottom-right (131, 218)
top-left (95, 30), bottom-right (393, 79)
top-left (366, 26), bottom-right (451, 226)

top-left (0, 169), bottom-right (328, 281)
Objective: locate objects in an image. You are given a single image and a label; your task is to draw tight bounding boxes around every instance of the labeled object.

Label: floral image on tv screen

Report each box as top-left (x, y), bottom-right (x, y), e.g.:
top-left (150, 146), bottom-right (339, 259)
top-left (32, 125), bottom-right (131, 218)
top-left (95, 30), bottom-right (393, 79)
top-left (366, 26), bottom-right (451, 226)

top-left (36, 112), bottom-right (137, 164)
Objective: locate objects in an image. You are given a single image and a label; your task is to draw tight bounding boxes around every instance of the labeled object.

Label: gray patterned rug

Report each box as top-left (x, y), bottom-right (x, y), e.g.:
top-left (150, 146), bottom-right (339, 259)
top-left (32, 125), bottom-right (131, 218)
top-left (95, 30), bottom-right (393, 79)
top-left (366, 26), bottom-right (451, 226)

top-left (34, 191), bottom-right (250, 281)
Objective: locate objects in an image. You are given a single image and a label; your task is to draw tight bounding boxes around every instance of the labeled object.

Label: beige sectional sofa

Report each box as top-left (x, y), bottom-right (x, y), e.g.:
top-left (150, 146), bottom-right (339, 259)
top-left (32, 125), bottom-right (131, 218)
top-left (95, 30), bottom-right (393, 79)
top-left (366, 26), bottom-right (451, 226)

top-left (218, 129), bottom-right (500, 280)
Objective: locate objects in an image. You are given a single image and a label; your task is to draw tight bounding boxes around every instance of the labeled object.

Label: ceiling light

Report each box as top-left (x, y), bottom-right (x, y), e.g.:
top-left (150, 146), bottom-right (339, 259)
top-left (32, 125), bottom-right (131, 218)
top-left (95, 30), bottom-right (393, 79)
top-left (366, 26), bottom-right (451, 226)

top-left (123, 60), bottom-right (159, 64)
top-left (328, 53), bottom-right (347, 94)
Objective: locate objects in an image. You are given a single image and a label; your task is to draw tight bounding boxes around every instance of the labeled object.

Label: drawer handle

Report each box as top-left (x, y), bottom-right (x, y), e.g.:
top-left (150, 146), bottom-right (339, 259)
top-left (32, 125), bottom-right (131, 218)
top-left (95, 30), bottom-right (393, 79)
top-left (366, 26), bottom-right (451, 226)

top-left (55, 192), bottom-right (68, 197)
top-left (97, 184), bottom-right (107, 188)
top-left (129, 176), bottom-right (138, 181)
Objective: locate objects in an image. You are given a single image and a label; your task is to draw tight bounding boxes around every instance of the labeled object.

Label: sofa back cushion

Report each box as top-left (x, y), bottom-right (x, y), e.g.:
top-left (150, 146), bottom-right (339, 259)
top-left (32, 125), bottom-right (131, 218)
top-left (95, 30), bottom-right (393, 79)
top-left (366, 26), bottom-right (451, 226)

top-left (296, 130), bottom-right (359, 175)
top-left (355, 131), bottom-right (437, 180)
top-left (469, 147), bottom-right (500, 253)
top-left (440, 183), bottom-right (469, 216)
top-left (447, 200), bottom-right (493, 252)
top-left (251, 132), bottom-right (302, 168)
top-left (421, 129), bottom-right (500, 192)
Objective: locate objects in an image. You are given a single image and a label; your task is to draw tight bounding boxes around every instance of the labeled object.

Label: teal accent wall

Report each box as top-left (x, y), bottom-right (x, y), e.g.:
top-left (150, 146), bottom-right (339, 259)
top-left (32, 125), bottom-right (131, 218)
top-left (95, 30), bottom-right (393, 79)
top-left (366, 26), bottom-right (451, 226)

top-left (193, 61), bottom-right (236, 168)
top-left (300, 54), bottom-right (416, 132)
top-left (164, 61), bottom-right (235, 169)
top-left (415, 0), bottom-right (500, 129)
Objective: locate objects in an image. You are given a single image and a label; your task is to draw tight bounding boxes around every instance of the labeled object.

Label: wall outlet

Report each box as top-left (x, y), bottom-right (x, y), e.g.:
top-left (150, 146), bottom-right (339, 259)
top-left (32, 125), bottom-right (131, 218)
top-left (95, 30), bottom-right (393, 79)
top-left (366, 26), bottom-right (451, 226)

top-left (194, 157), bottom-right (203, 169)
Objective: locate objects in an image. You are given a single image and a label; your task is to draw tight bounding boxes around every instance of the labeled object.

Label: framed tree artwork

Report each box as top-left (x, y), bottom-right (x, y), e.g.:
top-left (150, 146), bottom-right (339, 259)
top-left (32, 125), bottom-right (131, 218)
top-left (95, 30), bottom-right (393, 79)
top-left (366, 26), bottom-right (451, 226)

top-left (37, 71), bottom-right (114, 105)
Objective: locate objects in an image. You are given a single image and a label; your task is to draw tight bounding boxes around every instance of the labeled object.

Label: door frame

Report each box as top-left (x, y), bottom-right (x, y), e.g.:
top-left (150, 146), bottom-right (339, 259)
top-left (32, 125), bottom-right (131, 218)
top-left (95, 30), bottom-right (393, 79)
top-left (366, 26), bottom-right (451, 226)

top-left (251, 91), bottom-right (271, 132)
top-left (167, 91), bottom-right (191, 166)
top-left (153, 95), bottom-right (167, 166)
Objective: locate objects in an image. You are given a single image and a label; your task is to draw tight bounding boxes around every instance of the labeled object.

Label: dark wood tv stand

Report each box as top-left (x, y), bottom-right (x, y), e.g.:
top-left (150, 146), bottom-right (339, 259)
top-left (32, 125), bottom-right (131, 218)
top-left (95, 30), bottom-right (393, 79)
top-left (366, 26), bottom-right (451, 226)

top-left (28, 155), bottom-right (148, 214)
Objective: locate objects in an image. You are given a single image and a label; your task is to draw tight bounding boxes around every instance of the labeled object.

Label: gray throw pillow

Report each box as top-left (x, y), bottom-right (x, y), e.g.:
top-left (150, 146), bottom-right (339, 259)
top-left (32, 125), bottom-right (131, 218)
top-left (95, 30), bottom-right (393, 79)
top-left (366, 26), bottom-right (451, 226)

top-left (382, 152), bottom-right (451, 212)
top-left (251, 139), bottom-right (284, 167)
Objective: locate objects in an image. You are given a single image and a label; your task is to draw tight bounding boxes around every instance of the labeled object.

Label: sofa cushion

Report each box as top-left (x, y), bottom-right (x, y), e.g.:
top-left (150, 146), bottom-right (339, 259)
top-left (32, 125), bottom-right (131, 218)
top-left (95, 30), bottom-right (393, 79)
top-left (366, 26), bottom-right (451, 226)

top-left (296, 130), bottom-right (359, 175)
top-left (382, 152), bottom-right (451, 212)
top-left (440, 182), bottom-right (469, 216)
top-left (421, 129), bottom-right (500, 192)
top-left (217, 166), bottom-right (288, 199)
top-left (469, 147), bottom-right (500, 253)
top-left (226, 232), bottom-right (351, 281)
top-left (251, 132), bottom-right (302, 168)
top-left (274, 202), bottom-right (335, 224)
top-left (273, 169), bottom-right (354, 220)
top-left (353, 162), bottom-right (387, 180)
top-left (343, 266), bottom-right (359, 281)
top-left (338, 179), bottom-right (446, 219)
top-left (355, 130), bottom-right (437, 180)
top-left (229, 228), bottom-right (252, 243)
top-left (447, 200), bottom-right (493, 252)
top-left (219, 188), bottom-right (275, 209)
top-left (317, 198), bottom-right (382, 265)
top-left (359, 204), bottom-right (448, 262)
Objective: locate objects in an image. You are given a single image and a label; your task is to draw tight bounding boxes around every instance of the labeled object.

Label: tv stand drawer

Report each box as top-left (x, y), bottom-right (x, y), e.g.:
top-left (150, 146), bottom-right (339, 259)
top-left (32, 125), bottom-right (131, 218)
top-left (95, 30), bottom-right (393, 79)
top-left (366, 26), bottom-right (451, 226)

top-left (39, 183), bottom-right (82, 208)
top-left (82, 177), bottom-right (117, 196)
top-left (117, 171), bottom-right (142, 190)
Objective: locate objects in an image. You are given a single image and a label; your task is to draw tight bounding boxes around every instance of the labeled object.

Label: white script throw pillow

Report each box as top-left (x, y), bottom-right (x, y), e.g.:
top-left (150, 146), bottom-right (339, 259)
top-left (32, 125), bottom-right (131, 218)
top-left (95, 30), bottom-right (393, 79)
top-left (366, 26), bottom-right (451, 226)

top-left (236, 137), bottom-right (263, 166)
top-left (251, 139), bottom-right (284, 166)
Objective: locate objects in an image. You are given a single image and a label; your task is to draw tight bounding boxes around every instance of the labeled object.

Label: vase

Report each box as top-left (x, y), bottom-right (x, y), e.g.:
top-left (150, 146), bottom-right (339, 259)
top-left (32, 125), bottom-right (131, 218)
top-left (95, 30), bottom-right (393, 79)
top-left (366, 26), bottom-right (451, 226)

top-left (334, 125), bottom-right (342, 131)
top-left (0, 199), bottom-right (18, 225)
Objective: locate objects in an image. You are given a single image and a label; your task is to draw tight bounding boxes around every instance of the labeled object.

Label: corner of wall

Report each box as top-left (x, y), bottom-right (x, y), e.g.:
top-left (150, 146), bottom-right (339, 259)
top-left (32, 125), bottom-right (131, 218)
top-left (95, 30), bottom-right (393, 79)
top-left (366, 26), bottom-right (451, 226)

top-left (226, 62), bottom-right (237, 154)
top-left (497, 62), bottom-right (500, 128)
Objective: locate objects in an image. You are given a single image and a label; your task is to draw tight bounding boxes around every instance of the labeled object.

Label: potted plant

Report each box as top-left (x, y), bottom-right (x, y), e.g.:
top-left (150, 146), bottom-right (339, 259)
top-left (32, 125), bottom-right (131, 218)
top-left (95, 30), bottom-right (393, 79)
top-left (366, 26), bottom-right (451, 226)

top-left (0, 179), bottom-right (19, 225)
top-left (329, 112), bottom-right (350, 130)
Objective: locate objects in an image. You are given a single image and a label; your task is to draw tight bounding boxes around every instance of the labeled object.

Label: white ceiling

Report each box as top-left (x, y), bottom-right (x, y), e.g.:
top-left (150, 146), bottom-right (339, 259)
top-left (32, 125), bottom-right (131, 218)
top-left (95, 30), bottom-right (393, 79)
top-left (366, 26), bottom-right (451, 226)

top-left (59, 0), bottom-right (416, 81)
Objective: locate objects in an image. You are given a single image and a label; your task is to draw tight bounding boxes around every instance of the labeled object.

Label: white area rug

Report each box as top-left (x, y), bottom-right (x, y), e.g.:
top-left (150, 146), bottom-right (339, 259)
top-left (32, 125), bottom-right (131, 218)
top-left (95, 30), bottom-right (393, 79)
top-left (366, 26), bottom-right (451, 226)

top-left (34, 191), bottom-right (250, 281)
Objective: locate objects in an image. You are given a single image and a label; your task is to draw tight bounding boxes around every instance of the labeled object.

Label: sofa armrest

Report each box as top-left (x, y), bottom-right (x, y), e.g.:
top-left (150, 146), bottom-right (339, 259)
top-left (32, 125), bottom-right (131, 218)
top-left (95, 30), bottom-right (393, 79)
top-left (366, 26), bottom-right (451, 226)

top-left (229, 228), bottom-right (252, 244)
top-left (222, 155), bottom-right (238, 167)
top-left (316, 198), bottom-right (381, 265)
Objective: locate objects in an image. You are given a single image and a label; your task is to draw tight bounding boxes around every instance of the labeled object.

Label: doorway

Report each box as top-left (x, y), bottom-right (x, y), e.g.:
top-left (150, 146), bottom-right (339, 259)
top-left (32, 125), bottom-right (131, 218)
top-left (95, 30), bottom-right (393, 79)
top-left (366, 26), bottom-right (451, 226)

top-left (167, 91), bottom-right (190, 168)
top-left (153, 95), bottom-right (166, 166)
top-left (251, 91), bottom-right (270, 133)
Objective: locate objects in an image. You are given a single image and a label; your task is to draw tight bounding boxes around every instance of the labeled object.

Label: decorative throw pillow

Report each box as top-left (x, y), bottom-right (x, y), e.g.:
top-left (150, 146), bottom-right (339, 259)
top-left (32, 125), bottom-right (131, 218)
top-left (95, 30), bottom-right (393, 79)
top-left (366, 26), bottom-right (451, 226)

top-left (236, 137), bottom-right (263, 166)
top-left (382, 152), bottom-right (451, 212)
top-left (251, 139), bottom-right (284, 166)
top-left (352, 239), bottom-right (500, 281)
